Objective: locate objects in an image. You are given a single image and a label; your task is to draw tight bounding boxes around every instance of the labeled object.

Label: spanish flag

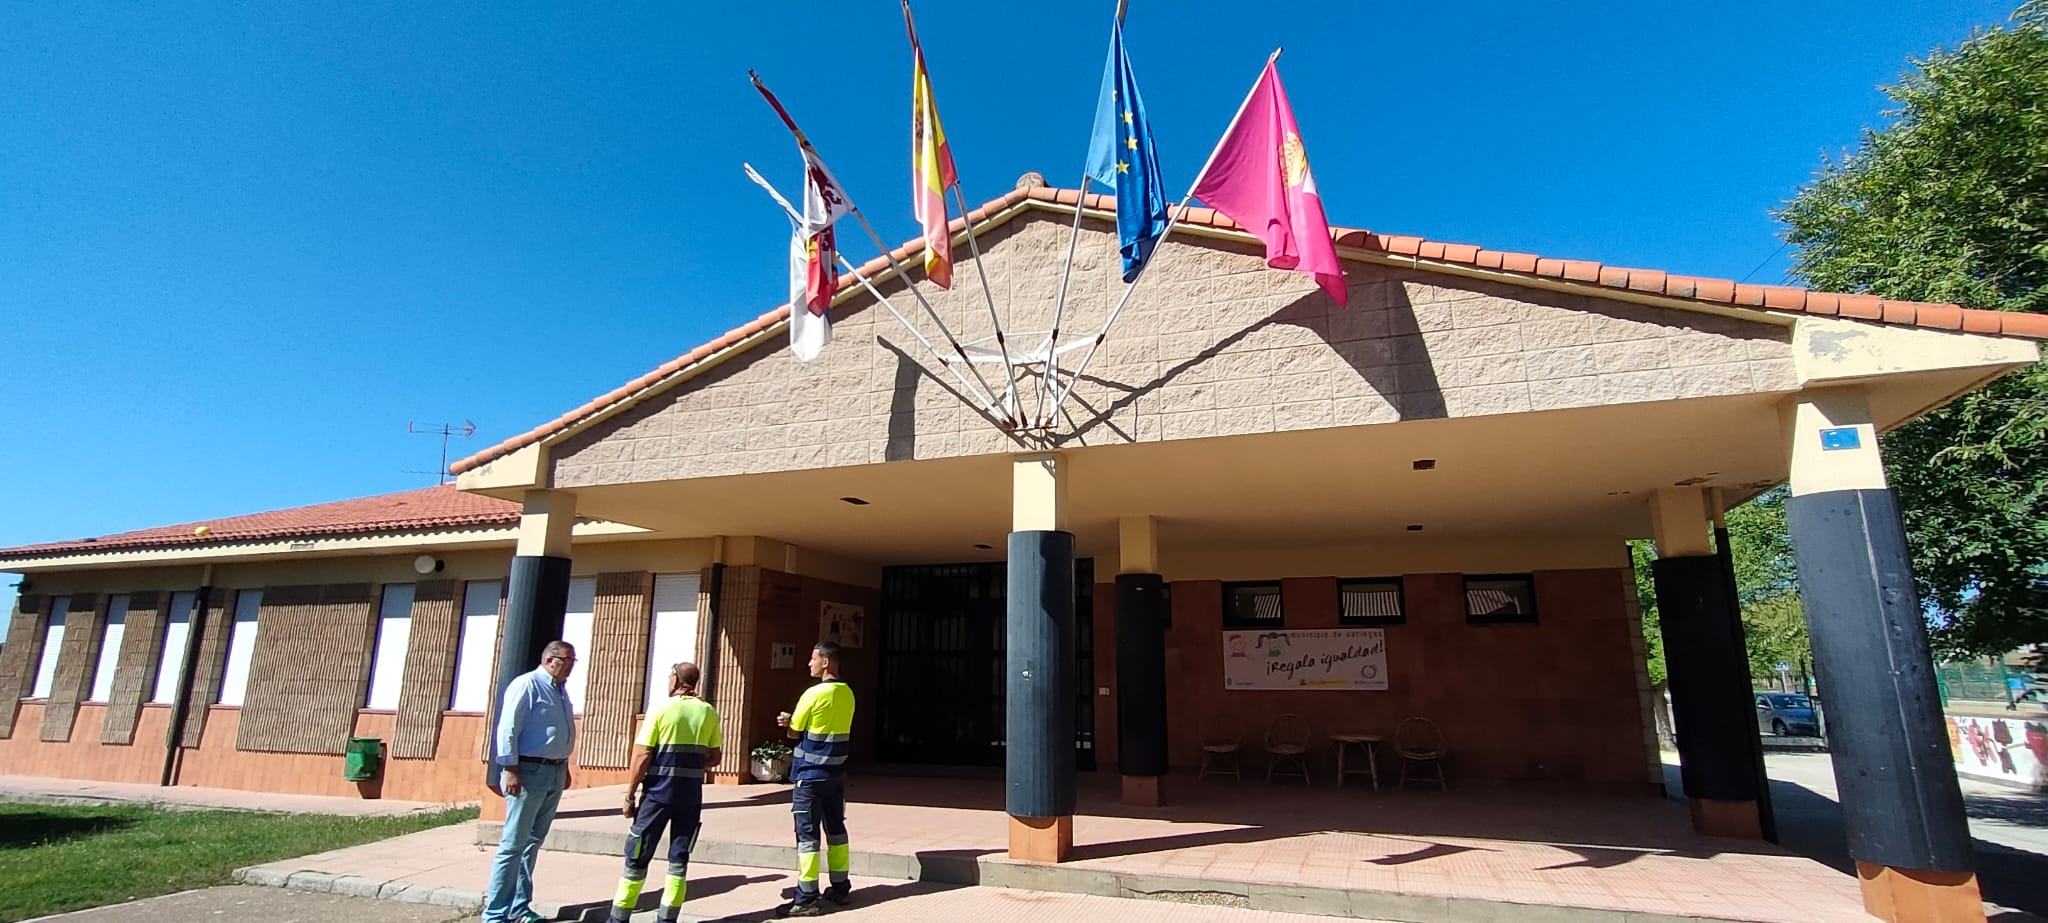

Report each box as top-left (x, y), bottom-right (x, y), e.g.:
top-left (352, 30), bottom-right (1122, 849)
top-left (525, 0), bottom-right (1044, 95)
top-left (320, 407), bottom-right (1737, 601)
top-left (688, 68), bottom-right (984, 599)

top-left (905, 2), bottom-right (956, 289)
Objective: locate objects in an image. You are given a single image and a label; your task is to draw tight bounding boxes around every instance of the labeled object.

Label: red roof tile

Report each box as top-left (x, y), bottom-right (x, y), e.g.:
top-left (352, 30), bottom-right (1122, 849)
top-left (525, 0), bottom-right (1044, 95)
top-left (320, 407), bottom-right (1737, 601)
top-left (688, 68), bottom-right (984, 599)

top-left (449, 184), bottom-right (2048, 476)
top-left (0, 486), bottom-right (520, 559)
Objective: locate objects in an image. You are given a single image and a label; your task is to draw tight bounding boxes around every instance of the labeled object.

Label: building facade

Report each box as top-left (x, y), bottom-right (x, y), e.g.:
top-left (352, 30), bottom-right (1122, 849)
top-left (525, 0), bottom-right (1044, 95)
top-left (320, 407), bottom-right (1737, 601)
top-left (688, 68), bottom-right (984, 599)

top-left (5, 181), bottom-right (2042, 914)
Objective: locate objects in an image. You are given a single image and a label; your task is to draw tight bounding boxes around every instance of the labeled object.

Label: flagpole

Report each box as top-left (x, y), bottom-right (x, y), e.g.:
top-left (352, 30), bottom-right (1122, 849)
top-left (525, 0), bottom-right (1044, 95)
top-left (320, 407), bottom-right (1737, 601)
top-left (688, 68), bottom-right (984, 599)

top-left (750, 70), bottom-right (1012, 425)
top-left (845, 204), bottom-right (1013, 424)
top-left (1046, 50), bottom-right (1280, 417)
top-left (1037, 175), bottom-right (1093, 429)
top-left (947, 184), bottom-right (1025, 428)
top-left (744, 164), bottom-right (1008, 421)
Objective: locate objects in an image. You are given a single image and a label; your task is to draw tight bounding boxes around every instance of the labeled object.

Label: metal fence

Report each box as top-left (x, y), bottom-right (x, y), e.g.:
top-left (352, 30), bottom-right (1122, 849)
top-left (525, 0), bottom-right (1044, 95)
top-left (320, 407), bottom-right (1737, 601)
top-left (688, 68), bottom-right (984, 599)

top-left (1935, 660), bottom-right (2020, 704)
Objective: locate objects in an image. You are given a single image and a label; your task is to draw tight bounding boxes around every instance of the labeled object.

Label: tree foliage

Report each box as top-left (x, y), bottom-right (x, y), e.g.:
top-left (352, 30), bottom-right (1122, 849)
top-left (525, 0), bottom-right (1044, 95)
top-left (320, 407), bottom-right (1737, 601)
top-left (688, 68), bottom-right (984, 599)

top-left (1633, 489), bottom-right (1810, 685)
top-left (1778, 2), bottom-right (2048, 656)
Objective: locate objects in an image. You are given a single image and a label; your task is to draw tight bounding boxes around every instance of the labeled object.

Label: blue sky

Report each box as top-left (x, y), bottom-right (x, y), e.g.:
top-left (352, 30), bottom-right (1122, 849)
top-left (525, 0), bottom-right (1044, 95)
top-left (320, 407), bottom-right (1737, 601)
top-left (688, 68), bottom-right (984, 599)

top-left (0, 1), bottom-right (2021, 628)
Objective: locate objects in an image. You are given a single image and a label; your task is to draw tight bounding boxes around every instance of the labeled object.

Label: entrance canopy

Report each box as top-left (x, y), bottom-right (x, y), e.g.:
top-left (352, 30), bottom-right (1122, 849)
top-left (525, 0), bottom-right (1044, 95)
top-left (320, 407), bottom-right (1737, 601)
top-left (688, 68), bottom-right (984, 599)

top-left (454, 184), bottom-right (2040, 570)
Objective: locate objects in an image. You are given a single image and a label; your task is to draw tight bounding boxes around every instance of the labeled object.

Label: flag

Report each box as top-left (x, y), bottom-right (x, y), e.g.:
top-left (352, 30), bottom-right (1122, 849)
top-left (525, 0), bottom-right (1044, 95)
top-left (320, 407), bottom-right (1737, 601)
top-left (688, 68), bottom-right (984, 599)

top-left (1084, 21), bottom-right (1168, 283)
top-left (788, 226), bottom-right (832, 361)
top-left (751, 73), bottom-right (854, 361)
top-left (1189, 59), bottom-right (1348, 306)
top-left (905, 2), bottom-right (956, 289)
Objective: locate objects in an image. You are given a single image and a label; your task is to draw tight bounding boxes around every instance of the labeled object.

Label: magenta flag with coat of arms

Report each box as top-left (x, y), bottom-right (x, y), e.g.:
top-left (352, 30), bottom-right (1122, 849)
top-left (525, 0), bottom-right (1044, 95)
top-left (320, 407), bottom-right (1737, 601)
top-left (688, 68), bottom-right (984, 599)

top-left (1189, 59), bottom-right (1348, 306)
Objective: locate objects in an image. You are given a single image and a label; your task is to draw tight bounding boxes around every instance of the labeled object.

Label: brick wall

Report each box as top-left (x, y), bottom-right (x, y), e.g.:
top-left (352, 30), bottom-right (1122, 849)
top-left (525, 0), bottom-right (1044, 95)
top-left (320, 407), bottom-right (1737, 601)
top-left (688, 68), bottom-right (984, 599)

top-left (393, 580), bottom-right (461, 759)
top-left (0, 595), bottom-right (48, 738)
top-left (101, 591), bottom-right (163, 745)
top-left (550, 212), bottom-right (1795, 488)
top-left (235, 584), bottom-right (378, 754)
top-left (40, 594), bottom-right (102, 742)
top-left (579, 571), bottom-right (653, 769)
top-left (709, 565), bottom-right (760, 777)
top-left (179, 590), bottom-right (236, 747)
top-left (746, 568), bottom-right (881, 771)
top-left (1099, 567), bottom-right (1656, 793)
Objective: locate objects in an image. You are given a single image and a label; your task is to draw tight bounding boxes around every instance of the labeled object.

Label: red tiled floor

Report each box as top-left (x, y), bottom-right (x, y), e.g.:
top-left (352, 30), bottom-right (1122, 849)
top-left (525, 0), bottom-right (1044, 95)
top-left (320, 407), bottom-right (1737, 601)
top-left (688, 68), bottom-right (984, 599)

top-left (524, 772), bottom-right (1872, 923)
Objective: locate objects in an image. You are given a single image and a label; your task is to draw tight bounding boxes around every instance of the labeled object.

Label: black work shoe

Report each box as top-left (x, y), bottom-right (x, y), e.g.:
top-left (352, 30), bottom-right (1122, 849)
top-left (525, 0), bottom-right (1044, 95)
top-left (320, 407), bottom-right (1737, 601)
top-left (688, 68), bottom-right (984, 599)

top-left (824, 882), bottom-right (852, 906)
top-left (776, 898), bottom-right (826, 917)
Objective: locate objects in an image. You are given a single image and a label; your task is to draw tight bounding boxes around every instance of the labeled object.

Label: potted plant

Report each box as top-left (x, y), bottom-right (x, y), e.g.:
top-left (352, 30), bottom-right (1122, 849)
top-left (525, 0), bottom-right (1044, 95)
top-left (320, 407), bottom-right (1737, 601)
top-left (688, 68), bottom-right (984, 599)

top-left (750, 740), bottom-right (793, 783)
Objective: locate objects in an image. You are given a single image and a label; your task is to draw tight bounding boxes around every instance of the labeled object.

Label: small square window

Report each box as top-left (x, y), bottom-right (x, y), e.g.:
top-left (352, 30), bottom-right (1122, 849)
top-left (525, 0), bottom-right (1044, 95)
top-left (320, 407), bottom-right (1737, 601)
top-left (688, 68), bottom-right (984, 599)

top-left (1339, 578), bottom-right (1405, 625)
top-left (1465, 575), bottom-right (1537, 624)
top-left (1223, 582), bottom-right (1283, 629)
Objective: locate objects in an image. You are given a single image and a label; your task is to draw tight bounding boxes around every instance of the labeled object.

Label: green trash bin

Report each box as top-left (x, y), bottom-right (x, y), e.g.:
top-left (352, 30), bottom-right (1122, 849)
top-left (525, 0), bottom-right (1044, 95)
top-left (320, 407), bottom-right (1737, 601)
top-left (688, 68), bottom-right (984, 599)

top-left (343, 737), bottom-right (383, 781)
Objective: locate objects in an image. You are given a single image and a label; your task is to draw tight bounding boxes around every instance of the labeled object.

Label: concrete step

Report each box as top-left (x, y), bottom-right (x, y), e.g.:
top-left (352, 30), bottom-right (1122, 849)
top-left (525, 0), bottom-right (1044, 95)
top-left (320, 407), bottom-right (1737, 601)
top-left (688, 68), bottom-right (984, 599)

top-left (479, 821), bottom-right (1813, 923)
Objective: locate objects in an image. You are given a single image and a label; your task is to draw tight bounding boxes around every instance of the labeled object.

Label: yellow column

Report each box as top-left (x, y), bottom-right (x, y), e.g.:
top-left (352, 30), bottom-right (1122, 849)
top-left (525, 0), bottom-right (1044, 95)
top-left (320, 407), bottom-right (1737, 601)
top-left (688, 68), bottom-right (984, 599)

top-left (1118, 516), bottom-right (1158, 576)
top-left (1012, 452), bottom-right (1067, 532)
top-left (515, 489), bottom-right (577, 557)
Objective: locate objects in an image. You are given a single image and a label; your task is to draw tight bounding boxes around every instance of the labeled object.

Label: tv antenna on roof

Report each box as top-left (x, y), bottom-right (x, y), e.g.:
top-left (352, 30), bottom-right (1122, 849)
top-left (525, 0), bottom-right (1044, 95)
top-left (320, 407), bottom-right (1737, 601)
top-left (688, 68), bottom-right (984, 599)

top-left (405, 420), bottom-right (477, 486)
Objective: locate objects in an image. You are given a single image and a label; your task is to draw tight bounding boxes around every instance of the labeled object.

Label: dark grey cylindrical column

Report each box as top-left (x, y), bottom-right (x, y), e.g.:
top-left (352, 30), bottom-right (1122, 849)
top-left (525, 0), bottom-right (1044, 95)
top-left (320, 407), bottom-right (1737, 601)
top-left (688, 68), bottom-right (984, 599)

top-left (1653, 555), bottom-right (1763, 814)
top-left (1115, 573), bottom-right (1168, 778)
top-left (1788, 488), bottom-right (1972, 871)
top-left (484, 554), bottom-right (572, 782)
top-left (1007, 530), bottom-right (1076, 819)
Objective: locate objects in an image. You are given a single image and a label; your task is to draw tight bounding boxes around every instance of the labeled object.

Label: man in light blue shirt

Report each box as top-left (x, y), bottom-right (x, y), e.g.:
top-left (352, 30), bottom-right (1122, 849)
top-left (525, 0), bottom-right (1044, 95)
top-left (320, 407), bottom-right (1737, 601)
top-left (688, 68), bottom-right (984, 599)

top-left (483, 640), bottom-right (577, 923)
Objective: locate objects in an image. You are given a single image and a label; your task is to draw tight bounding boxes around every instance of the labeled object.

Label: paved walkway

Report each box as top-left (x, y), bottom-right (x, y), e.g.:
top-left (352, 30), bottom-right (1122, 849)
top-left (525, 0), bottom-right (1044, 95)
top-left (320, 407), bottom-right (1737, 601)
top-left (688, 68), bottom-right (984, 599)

top-left (464, 772), bottom-right (1866, 923)
top-left (1744, 752), bottom-right (2048, 920)
top-left (24, 885), bottom-right (469, 923)
top-left (0, 773), bottom-right (452, 816)
top-left (237, 824), bottom-right (1371, 923)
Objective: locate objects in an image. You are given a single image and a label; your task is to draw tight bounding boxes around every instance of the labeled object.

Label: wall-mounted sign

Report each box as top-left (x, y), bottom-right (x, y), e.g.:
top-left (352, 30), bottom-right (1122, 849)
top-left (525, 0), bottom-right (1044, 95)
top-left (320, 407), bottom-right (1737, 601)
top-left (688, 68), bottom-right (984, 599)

top-left (771, 642), bottom-right (797, 670)
top-left (1223, 628), bottom-right (1388, 691)
top-left (1820, 427), bottom-right (1862, 451)
top-left (820, 601), bottom-right (865, 649)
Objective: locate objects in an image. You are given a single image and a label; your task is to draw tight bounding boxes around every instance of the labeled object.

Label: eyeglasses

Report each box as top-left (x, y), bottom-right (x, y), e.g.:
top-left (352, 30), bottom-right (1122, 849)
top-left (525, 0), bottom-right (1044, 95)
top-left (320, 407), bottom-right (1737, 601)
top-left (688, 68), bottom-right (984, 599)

top-left (547, 656), bottom-right (577, 664)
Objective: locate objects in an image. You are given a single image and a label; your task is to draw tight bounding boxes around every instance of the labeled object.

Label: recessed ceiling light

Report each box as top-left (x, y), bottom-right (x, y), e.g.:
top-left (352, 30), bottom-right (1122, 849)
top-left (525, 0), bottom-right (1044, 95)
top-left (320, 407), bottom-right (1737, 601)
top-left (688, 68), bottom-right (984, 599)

top-left (840, 497), bottom-right (869, 506)
top-left (1412, 459), bottom-right (1436, 470)
top-left (973, 543), bottom-right (993, 550)
top-left (1406, 524), bottom-right (1424, 532)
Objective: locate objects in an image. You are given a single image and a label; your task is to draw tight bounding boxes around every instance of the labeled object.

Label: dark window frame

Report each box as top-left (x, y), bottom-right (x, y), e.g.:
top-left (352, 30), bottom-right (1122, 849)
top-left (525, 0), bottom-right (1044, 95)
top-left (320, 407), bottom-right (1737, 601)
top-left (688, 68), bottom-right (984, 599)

top-left (1337, 577), bottom-right (1406, 626)
top-left (1463, 574), bottom-right (1538, 624)
top-left (1221, 581), bottom-right (1285, 629)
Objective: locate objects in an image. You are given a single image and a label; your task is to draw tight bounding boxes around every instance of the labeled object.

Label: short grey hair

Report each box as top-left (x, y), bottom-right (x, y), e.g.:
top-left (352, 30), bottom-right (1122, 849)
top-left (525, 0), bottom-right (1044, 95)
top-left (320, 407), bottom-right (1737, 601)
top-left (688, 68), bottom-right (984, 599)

top-left (541, 641), bottom-right (576, 662)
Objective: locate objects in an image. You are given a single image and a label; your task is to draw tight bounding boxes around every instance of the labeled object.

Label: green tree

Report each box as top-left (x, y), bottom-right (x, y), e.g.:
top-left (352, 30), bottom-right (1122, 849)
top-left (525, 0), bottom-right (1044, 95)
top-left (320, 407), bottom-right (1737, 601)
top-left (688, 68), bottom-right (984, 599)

top-left (1631, 489), bottom-right (1809, 686)
top-left (1778, 2), bottom-right (2048, 656)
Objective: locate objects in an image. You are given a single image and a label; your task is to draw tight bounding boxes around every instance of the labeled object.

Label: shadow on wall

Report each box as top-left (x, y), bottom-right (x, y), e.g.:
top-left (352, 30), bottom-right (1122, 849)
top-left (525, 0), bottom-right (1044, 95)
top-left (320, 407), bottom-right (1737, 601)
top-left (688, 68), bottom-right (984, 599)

top-left (1044, 282), bottom-right (1444, 446)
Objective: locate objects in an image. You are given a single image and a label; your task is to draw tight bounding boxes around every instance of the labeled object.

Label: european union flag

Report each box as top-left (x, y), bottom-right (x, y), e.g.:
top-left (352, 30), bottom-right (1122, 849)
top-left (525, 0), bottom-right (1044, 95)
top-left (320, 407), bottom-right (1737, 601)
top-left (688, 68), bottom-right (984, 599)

top-left (1084, 22), bottom-right (1167, 283)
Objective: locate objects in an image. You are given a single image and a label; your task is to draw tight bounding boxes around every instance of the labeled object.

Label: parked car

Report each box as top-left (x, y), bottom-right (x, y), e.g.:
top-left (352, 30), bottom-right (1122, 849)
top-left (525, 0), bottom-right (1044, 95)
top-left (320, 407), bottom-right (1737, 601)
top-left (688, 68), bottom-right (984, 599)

top-left (1756, 692), bottom-right (1820, 736)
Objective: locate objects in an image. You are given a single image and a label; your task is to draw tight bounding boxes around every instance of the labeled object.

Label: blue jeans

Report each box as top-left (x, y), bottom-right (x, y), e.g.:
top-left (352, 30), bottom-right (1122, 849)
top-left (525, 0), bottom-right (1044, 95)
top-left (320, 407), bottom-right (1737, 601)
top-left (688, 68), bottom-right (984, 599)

top-left (483, 761), bottom-right (567, 923)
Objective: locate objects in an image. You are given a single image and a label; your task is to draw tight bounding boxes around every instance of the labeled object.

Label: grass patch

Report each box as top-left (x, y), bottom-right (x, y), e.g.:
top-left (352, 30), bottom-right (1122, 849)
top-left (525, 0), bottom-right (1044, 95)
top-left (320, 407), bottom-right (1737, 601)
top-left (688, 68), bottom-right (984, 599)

top-left (0, 802), bottom-right (475, 921)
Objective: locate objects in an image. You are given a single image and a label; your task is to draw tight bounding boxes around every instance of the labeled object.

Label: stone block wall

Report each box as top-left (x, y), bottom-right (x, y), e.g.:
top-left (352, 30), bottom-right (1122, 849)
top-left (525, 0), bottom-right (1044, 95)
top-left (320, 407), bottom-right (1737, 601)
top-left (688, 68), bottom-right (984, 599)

top-left (551, 211), bottom-right (1795, 487)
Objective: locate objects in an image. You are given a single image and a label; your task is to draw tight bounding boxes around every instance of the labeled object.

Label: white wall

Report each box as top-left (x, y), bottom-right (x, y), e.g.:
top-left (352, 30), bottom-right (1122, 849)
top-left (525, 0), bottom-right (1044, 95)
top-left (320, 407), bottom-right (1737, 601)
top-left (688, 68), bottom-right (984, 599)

top-left (29, 596), bottom-right (70, 699)
top-left (450, 581), bottom-right (502, 712)
top-left (562, 578), bottom-right (595, 715)
top-left (150, 591), bottom-right (195, 704)
top-left (88, 595), bottom-right (129, 702)
top-left (365, 584), bottom-right (415, 710)
top-left (644, 574), bottom-right (699, 714)
top-left (216, 589), bottom-right (262, 706)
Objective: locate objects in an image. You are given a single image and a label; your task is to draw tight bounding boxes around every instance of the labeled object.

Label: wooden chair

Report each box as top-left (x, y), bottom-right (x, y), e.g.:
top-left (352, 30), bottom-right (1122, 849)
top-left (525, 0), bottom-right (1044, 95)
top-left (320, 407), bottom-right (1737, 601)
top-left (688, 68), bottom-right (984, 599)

top-left (1265, 713), bottom-right (1312, 785)
top-left (1395, 716), bottom-right (1447, 790)
top-left (1199, 712), bottom-right (1243, 781)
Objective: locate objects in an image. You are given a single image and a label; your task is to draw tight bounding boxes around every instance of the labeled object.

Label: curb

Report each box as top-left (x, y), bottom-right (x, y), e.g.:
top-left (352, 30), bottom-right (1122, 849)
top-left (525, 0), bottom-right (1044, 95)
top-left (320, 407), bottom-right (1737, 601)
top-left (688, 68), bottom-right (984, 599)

top-left (234, 865), bottom-right (493, 915)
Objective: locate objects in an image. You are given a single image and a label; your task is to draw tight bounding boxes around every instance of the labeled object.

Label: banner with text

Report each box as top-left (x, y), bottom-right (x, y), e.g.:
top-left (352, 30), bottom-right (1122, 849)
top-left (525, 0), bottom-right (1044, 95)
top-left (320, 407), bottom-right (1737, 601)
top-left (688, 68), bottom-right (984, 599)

top-left (1223, 628), bottom-right (1388, 691)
